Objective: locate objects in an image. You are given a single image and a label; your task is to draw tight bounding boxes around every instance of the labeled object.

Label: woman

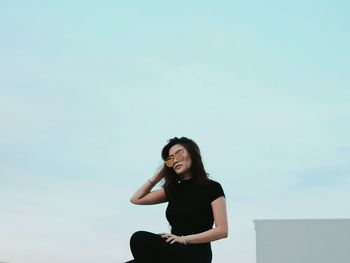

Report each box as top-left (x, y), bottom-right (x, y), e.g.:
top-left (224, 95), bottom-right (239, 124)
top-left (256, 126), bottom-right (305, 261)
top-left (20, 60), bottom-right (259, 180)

top-left (125, 137), bottom-right (228, 263)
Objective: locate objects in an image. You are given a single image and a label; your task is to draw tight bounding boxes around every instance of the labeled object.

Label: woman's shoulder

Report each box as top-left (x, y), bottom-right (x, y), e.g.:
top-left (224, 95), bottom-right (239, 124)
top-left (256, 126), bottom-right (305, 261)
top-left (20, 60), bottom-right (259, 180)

top-left (204, 179), bottom-right (225, 202)
top-left (208, 179), bottom-right (224, 188)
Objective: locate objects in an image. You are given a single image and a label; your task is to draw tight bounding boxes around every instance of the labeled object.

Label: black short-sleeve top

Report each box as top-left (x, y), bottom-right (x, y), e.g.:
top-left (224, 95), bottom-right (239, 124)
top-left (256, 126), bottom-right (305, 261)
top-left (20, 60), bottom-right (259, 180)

top-left (165, 178), bottom-right (225, 237)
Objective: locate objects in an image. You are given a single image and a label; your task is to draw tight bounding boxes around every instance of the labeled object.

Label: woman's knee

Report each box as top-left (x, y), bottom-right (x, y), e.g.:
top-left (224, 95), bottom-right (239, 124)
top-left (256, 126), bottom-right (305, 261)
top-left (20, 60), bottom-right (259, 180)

top-left (129, 230), bottom-right (166, 262)
top-left (130, 231), bottom-right (152, 248)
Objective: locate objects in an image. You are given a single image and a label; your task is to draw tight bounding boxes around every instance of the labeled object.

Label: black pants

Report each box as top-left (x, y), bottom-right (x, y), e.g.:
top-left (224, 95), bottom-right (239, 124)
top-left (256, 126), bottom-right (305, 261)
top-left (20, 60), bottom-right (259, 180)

top-left (125, 231), bottom-right (212, 263)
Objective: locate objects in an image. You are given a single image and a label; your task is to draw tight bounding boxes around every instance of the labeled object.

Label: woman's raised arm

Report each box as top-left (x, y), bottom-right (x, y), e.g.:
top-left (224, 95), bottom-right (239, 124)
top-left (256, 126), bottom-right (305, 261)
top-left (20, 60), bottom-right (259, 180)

top-left (130, 165), bottom-right (167, 205)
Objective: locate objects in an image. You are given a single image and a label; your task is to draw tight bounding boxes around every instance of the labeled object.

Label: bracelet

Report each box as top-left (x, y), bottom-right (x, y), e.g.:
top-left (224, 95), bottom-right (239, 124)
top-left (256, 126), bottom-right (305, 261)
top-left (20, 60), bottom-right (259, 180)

top-left (147, 179), bottom-right (154, 185)
top-left (181, 235), bottom-right (187, 245)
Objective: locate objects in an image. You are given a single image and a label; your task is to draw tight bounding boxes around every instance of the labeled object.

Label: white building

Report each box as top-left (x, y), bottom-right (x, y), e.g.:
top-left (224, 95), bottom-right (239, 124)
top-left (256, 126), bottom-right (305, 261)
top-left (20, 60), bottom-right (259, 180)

top-left (254, 219), bottom-right (350, 263)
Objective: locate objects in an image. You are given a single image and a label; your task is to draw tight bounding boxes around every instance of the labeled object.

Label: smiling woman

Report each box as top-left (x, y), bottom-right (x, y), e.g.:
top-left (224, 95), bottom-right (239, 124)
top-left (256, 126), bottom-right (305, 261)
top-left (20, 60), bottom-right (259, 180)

top-left (125, 137), bottom-right (228, 263)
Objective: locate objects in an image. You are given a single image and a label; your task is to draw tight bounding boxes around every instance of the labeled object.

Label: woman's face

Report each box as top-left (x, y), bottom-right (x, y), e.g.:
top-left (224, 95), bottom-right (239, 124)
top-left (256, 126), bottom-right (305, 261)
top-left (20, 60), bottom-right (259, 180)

top-left (167, 144), bottom-right (192, 175)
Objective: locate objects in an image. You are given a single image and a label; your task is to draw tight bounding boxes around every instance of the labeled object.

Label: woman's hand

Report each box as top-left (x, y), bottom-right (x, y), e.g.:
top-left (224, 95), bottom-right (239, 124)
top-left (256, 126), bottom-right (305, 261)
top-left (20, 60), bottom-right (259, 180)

top-left (154, 164), bottom-right (166, 181)
top-left (129, 164), bottom-right (168, 205)
top-left (159, 232), bottom-right (187, 245)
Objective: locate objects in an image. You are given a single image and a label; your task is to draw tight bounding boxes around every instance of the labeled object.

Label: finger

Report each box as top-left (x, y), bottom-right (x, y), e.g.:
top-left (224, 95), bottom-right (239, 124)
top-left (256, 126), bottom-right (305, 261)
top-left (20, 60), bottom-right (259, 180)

top-left (160, 233), bottom-right (168, 238)
top-left (165, 236), bottom-right (173, 243)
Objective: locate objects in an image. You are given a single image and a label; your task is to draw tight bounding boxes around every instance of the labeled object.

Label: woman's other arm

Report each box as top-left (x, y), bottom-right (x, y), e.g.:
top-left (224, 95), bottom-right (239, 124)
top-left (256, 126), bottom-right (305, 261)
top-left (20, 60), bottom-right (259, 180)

top-left (184, 196), bottom-right (228, 243)
top-left (130, 165), bottom-right (167, 205)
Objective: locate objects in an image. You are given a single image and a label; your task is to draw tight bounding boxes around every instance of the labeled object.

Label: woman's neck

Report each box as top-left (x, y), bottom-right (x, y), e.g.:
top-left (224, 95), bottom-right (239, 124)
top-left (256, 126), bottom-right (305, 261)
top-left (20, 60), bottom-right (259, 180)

top-left (180, 172), bottom-right (193, 181)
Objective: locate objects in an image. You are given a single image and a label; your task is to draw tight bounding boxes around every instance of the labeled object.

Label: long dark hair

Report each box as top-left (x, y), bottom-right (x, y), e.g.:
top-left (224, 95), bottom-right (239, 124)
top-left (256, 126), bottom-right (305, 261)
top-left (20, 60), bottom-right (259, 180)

top-left (161, 137), bottom-right (210, 199)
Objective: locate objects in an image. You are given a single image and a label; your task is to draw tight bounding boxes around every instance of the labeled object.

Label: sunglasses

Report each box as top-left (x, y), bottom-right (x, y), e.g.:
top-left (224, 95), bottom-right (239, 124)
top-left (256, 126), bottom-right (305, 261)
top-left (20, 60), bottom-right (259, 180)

top-left (164, 150), bottom-right (185, 168)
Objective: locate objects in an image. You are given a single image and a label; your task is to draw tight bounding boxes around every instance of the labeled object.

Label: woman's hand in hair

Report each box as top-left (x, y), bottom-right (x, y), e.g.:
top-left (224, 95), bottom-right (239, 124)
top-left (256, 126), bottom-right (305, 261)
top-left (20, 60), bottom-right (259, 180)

top-left (154, 164), bottom-right (166, 181)
top-left (129, 164), bottom-right (168, 205)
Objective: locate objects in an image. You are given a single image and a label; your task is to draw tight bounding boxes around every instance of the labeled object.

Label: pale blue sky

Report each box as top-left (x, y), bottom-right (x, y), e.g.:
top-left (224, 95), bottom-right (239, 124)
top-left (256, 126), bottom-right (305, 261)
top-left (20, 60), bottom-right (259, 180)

top-left (1, 1), bottom-right (350, 262)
